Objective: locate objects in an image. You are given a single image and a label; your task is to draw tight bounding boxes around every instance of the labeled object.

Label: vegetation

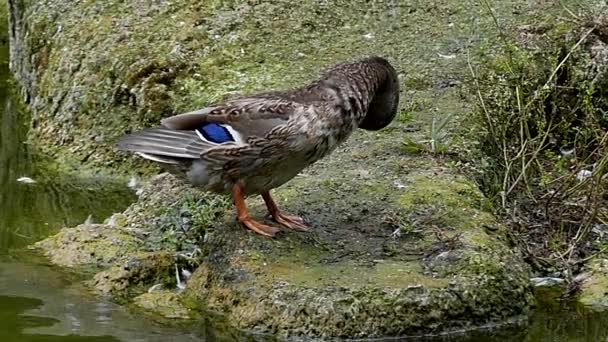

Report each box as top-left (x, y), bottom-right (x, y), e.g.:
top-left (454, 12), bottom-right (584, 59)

top-left (402, 111), bottom-right (456, 155)
top-left (469, 3), bottom-right (608, 280)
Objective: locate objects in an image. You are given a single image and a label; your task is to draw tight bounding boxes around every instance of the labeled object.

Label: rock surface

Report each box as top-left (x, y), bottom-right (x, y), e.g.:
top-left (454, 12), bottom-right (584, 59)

top-left (33, 163), bottom-right (535, 339)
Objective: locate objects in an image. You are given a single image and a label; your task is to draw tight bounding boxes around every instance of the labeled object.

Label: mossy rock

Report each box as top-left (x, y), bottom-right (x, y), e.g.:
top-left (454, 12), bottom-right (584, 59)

top-left (47, 126), bottom-right (531, 338)
top-left (34, 223), bottom-right (144, 268)
top-left (134, 291), bottom-right (193, 320)
top-left (32, 133), bottom-right (535, 338)
top-left (88, 251), bottom-right (175, 298)
top-left (174, 139), bottom-right (534, 339)
top-left (579, 258), bottom-right (608, 311)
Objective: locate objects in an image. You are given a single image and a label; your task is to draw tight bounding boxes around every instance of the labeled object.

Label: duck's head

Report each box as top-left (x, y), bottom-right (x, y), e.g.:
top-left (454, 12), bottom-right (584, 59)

top-left (358, 57), bottom-right (400, 131)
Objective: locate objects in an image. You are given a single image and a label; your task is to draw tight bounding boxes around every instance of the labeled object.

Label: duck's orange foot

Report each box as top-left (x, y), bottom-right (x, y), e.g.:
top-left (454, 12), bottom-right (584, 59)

top-left (239, 217), bottom-right (281, 237)
top-left (272, 212), bottom-right (309, 231)
top-left (232, 183), bottom-right (280, 237)
top-left (262, 191), bottom-right (309, 232)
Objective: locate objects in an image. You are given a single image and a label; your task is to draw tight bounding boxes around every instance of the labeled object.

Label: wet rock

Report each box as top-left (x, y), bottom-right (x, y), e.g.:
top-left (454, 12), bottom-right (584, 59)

top-left (177, 165), bottom-right (534, 339)
top-left (134, 291), bottom-right (192, 319)
top-left (530, 277), bottom-right (566, 288)
top-left (34, 223), bottom-right (144, 268)
top-left (88, 252), bottom-right (174, 297)
top-left (33, 165), bottom-right (535, 339)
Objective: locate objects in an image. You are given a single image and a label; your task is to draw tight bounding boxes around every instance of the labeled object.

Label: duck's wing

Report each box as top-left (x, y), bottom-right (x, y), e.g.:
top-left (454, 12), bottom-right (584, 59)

top-left (161, 97), bottom-right (296, 137)
top-left (115, 97), bottom-right (304, 163)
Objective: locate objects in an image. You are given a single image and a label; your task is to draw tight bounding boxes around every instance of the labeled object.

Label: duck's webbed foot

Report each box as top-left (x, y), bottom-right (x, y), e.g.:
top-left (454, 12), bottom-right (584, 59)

top-left (262, 191), bottom-right (309, 232)
top-left (239, 216), bottom-right (281, 237)
top-left (232, 184), bottom-right (280, 237)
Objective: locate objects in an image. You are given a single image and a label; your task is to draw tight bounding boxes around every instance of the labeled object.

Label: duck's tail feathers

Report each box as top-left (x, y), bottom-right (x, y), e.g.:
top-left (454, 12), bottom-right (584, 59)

top-left (115, 128), bottom-right (217, 163)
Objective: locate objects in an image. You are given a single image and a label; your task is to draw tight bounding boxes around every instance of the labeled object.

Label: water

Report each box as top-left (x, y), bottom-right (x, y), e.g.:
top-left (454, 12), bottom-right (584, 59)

top-left (0, 25), bottom-right (607, 342)
top-left (0, 33), bottom-right (246, 342)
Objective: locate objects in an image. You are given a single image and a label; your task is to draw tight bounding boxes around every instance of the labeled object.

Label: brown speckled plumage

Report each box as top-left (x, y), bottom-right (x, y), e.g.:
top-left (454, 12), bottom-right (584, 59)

top-left (116, 56), bottom-right (400, 236)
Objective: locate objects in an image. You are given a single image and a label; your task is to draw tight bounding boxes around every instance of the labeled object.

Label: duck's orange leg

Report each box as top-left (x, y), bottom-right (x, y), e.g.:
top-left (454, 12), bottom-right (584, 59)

top-left (232, 184), bottom-right (280, 237)
top-left (262, 191), bottom-right (309, 231)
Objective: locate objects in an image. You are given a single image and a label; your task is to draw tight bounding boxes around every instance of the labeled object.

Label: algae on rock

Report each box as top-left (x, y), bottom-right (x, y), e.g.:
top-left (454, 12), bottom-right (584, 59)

top-left (34, 223), bottom-right (144, 268)
top-left (134, 291), bottom-right (192, 320)
top-left (177, 158), bottom-right (534, 338)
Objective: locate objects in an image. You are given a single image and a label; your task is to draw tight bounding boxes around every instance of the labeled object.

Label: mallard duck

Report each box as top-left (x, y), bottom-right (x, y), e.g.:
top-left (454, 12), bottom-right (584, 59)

top-left (116, 56), bottom-right (400, 237)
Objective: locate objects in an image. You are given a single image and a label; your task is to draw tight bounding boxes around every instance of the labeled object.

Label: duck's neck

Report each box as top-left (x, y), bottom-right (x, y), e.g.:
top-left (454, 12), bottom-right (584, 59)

top-left (323, 56), bottom-right (400, 131)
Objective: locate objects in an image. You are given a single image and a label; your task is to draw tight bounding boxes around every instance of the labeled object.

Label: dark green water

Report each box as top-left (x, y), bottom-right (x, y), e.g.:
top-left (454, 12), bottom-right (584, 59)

top-left (0, 25), bottom-right (607, 342)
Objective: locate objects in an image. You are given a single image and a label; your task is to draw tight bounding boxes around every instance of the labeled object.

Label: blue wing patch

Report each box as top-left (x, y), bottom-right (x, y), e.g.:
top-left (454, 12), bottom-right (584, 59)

top-left (196, 123), bottom-right (235, 144)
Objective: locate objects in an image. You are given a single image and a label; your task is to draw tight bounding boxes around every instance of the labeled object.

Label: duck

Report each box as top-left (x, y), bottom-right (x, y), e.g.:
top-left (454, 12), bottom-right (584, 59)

top-left (116, 56), bottom-right (400, 237)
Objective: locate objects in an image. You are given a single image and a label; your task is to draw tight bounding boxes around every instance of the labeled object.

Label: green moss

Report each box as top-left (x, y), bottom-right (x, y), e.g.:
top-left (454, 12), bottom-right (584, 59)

top-left (176, 161), bottom-right (532, 338)
top-left (264, 258), bottom-right (448, 289)
top-left (399, 172), bottom-right (495, 237)
top-left (579, 259), bottom-right (608, 309)
top-left (1, 3), bottom-right (10, 94)
top-left (119, 173), bottom-right (232, 253)
top-left (0, 2), bottom-right (7, 43)
top-left (424, 192), bottom-right (517, 280)
top-left (32, 164), bottom-right (533, 339)
top-left (34, 223), bottom-right (144, 268)
top-left (400, 173), bottom-right (482, 210)
top-left (88, 251), bottom-right (176, 299)
top-left (134, 291), bottom-right (193, 319)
